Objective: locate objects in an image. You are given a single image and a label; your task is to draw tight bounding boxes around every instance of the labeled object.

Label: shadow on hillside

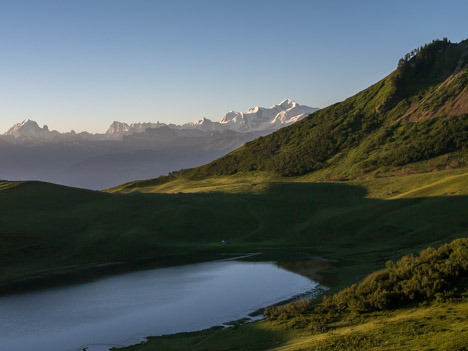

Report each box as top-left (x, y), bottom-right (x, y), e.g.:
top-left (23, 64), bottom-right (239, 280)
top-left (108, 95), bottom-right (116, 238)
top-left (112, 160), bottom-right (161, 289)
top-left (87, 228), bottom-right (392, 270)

top-left (0, 181), bottom-right (467, 293)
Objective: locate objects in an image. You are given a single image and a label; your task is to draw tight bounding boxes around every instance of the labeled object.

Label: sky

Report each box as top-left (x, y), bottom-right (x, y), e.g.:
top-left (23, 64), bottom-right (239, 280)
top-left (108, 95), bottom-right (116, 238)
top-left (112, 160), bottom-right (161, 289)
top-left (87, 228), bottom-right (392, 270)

top-left (0, 0), bottom-right (467, 133)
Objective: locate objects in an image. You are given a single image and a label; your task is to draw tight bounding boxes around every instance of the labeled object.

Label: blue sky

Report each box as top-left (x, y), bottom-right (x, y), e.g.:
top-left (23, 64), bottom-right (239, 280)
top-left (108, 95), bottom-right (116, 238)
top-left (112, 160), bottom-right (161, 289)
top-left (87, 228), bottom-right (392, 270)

top-left (1, 0), bottom-right (467, 133)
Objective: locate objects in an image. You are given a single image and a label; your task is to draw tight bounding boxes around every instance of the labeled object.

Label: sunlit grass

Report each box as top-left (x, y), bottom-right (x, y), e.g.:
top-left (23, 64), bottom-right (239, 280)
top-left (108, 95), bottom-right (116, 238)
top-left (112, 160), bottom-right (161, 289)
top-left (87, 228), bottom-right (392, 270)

top-left (108, 167), bottom-right (468, 200)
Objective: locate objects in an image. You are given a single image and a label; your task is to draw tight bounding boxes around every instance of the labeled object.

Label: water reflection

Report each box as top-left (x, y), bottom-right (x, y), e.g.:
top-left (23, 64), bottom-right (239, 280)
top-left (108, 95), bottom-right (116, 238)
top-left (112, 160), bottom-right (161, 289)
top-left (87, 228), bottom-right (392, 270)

top-left (0, 259), bottom-right (320, 351)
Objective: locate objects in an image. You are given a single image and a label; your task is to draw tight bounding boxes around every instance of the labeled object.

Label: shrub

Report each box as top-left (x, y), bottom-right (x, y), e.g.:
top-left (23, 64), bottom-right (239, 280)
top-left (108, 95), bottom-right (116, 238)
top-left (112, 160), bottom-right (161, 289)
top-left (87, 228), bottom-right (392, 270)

top-left (267, 238), bottom-right (468, 328)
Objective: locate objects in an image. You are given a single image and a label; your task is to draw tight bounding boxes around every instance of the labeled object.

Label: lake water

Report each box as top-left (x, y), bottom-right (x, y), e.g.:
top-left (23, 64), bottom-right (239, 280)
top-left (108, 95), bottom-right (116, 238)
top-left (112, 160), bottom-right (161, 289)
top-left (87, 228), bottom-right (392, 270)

top-left (0, 259), bottom-right (320, 351)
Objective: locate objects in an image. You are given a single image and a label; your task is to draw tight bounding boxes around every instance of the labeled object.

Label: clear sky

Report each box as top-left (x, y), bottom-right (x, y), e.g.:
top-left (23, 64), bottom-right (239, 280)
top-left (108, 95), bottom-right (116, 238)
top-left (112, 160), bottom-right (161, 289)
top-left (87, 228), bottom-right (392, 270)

top-left (1, 0), bottom-right (467, 133)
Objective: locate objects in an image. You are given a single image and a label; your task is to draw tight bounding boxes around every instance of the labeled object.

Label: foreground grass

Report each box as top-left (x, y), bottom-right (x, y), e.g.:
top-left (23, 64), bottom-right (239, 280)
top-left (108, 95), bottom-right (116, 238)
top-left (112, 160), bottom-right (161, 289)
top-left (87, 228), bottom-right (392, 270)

top-left (285, 301), bottom-right (468, 351)
top-left (113, 300), bottom-right (468, 351)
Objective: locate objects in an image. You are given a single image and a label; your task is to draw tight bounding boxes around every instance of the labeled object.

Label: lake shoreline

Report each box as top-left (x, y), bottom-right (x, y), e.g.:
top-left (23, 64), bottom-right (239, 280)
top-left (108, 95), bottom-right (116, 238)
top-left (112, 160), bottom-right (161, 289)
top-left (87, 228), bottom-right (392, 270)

top-left (0, 247), bottom-right (335, 296)
top-left (110, 286), bottom-right (327, 351)
top-left (0, 258), bottom-right (320, 351)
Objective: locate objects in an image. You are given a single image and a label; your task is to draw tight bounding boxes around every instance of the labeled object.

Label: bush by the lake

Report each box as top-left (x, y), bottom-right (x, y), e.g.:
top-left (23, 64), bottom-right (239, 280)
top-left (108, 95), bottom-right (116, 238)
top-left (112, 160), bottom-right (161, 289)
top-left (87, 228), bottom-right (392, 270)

top-left (265, 237), bottom-right (468, 325)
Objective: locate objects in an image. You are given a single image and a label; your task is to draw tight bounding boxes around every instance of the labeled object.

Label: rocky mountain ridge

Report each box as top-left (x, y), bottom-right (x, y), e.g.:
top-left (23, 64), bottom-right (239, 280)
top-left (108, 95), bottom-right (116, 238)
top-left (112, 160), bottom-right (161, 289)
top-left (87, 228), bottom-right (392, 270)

top-left (4, 99), bottom-right (318, 142)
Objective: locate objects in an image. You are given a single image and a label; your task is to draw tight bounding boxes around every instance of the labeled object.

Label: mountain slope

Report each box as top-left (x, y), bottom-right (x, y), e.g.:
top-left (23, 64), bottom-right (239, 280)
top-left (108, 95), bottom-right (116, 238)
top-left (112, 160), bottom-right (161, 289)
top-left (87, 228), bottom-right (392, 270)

top-left (115, 39), bottom-right (468, 192)
top-left (186, 39), bottom-right (467, 177)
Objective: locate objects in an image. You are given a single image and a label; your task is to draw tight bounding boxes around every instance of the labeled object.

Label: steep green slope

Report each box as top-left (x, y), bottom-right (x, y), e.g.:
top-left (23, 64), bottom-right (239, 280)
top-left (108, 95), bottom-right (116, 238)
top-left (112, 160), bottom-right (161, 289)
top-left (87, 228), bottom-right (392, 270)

top-left (113, 39), bottom-right (467, 193)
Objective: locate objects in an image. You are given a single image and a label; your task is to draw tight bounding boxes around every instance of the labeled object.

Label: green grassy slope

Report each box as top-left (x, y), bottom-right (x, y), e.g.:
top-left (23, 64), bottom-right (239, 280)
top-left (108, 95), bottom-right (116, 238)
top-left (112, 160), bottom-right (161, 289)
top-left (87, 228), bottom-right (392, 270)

top-left (1, 168), bottom-right (467, 289)
top-left (117, 300), bottom-right (468, 351)
top-left (114, 238), bottom-right (468, 351)
top-left (112, 39), bottom-right (467, 193)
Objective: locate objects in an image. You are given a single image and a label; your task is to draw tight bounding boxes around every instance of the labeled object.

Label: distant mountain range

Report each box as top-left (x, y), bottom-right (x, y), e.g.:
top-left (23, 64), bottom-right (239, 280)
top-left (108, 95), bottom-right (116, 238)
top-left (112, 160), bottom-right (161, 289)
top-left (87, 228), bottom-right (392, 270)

top-left (0, 100), bottom-right (318, 189)
top-left (3, 99), bottom-right (318, 141)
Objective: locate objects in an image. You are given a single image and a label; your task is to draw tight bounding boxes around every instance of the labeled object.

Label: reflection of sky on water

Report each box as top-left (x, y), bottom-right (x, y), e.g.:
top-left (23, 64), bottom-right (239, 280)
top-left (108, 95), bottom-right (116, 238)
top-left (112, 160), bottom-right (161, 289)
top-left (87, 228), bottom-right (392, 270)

top-left (0, 260), bottom-right (318, 351)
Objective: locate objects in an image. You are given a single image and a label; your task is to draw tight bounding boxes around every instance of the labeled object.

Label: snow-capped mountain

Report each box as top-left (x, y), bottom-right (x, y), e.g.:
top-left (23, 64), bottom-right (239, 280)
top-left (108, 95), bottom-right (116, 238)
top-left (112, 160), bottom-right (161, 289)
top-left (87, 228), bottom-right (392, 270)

top-left (106, 121), bottom-right (167, 137)
top-left (0, 99), bottom-right (318, 189)
top-left (5, 119), bottom-right (60, 140)
top-left (179, 117), bottom-right (222, 132)
top-left (106, 99), bottom-right (318, 136)
top-left (218, 99), bottom-right (318, 132)
top-left (3, 99), bottom-right (318, 140)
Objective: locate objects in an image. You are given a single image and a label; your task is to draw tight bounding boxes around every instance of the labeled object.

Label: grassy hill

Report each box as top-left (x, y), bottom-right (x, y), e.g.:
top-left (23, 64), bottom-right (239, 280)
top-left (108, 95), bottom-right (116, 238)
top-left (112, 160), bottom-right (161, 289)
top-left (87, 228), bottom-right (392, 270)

top-left (1, 168), bottom-right (467, 290)
top-left (112, 39), bottom-right (467, 194)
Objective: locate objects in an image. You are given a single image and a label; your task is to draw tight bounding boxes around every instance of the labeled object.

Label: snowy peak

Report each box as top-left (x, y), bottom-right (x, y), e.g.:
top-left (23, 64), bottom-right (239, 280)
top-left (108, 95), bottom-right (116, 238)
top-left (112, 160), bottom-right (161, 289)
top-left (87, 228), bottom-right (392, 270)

top-left (180, 117), bottom-right (221, 132)
top-left (107, 99), bottom-right (318, 136)
top-left (4, 100), bottom-right (319, 141)
top-left (5, 119), bottom-right (58, 139)
top-left (220, 111), bottom-right (244, 124)
top-left (106, 121), bottom-right (166, 136)
top-left (219, 99), bottom-right (318, 132)
top-left (278, 98), bottom-right (297, 109)
top-left (7, 119), bottom-right (39, 133)
top-left (106, 121), bottom-right (130, 135)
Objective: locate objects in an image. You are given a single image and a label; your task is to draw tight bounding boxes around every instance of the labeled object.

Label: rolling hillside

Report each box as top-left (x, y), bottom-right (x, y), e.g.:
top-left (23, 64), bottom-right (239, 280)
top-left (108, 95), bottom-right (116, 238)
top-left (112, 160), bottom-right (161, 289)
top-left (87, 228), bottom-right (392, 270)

top-left (113, 39), bottom-right (468, 193)
top-left (1, 168), bottom-right (467, 290)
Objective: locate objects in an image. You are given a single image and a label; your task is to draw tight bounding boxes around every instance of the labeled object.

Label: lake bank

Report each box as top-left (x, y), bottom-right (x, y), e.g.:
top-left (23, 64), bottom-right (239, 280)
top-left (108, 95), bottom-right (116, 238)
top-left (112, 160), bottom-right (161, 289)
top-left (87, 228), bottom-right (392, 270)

top-left (0, 256), bottom-right (327, 351)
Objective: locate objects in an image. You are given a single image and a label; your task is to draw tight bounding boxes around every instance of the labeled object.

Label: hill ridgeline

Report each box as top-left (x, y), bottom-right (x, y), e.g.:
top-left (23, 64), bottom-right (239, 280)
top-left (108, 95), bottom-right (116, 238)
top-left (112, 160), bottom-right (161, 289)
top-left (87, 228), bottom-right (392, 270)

top-left (116, 38), bottom-right (468, 192)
